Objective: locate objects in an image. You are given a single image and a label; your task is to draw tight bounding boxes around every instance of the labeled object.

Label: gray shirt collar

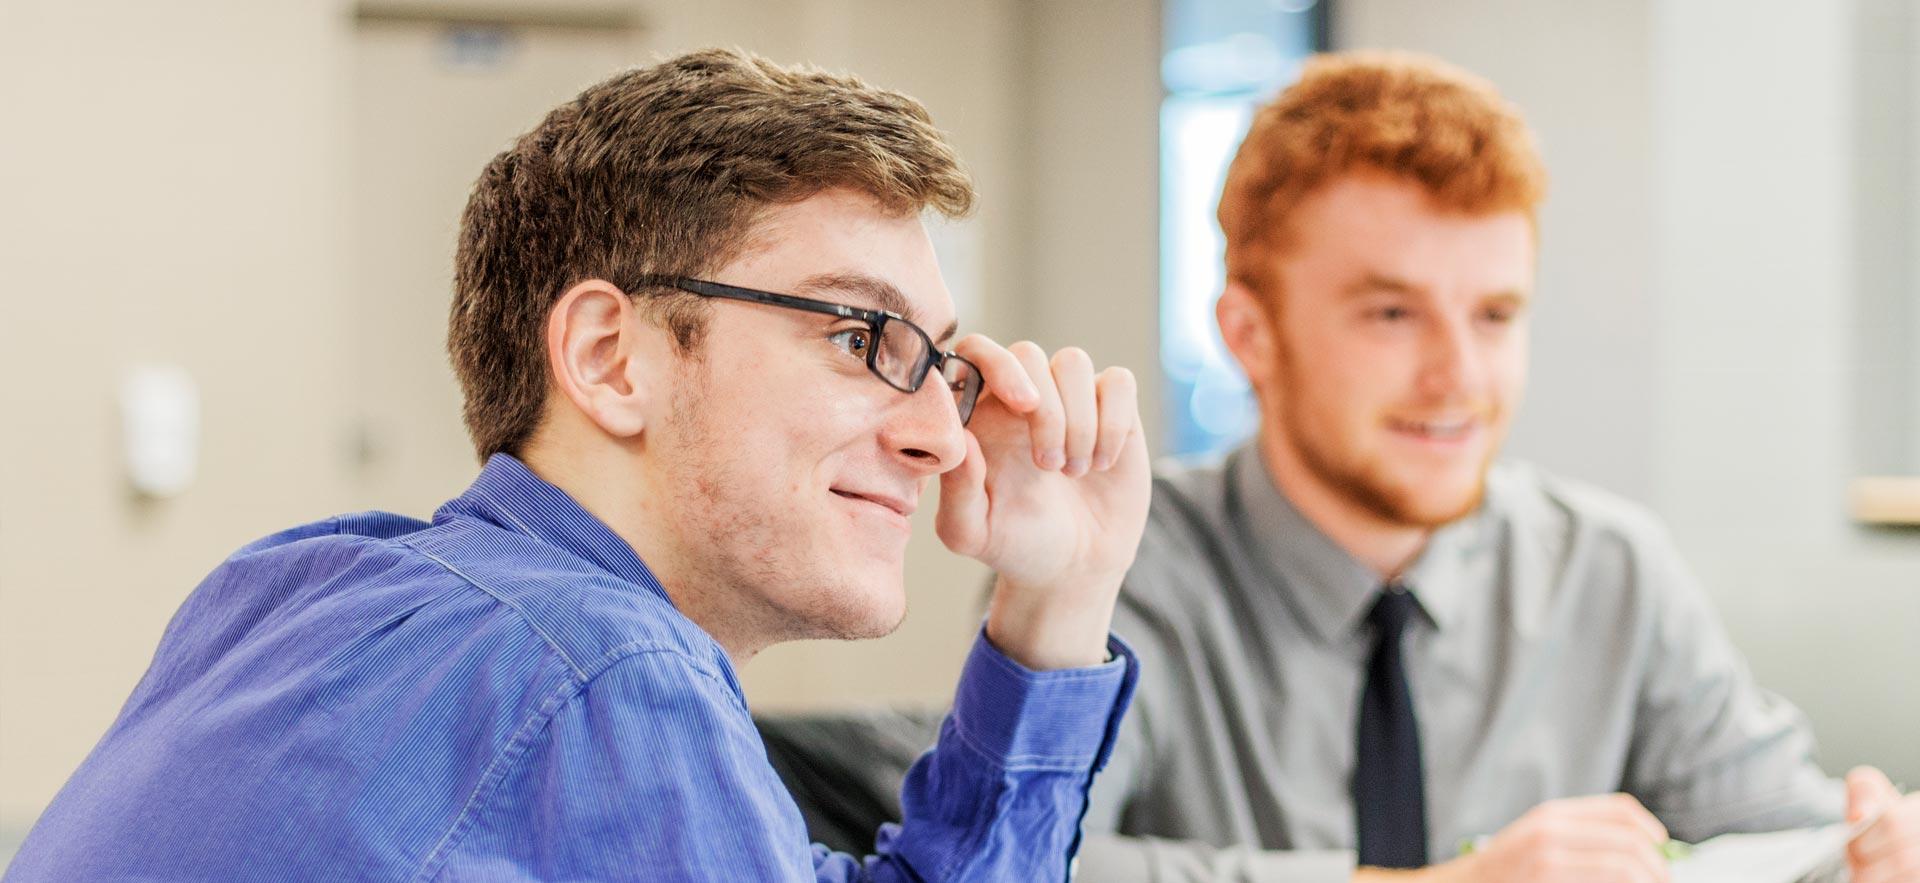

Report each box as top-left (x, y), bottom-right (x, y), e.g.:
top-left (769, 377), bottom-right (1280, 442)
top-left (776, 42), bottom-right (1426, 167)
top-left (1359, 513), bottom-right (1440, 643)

top-left (1226, 440), bottom-right (1491, 643)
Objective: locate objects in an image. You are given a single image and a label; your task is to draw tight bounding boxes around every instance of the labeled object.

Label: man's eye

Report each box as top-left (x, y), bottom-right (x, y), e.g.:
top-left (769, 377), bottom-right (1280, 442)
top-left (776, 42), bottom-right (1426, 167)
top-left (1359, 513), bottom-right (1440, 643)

top-left (829, 328), bottom-right (872, 356)
top-left (1481, 306), bottom-right (1520, 324)
top-left (1371, 306), bottom-right (1412, 322)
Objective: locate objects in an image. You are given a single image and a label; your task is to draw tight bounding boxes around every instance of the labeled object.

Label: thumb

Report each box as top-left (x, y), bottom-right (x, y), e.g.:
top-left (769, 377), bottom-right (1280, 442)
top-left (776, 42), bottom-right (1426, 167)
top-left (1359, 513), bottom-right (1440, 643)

top-left (935, 432), bottom-right (991, 558)
top-left (1847, 766), bottom-right (1898, 823)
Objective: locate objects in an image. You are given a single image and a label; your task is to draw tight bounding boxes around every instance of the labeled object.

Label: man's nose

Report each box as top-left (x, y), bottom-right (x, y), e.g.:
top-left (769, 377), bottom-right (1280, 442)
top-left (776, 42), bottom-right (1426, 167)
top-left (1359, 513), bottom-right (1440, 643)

top-left (881, 376), bottom-right (968, 475)
top-left (1417, 312), bottom-right (1483, 398)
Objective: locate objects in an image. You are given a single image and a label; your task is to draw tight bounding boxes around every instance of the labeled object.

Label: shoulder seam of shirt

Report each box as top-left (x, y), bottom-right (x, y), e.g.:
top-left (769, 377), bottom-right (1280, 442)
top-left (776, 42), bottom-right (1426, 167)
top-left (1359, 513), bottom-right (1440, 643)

top-left (580, 640), bottom-right (730, 689)
top-left (413, 643), bottom-right (739, 882)
top-left (414, 665), bottom-right (590, 882)
top-left (403, 542), bottom-right (591, 681)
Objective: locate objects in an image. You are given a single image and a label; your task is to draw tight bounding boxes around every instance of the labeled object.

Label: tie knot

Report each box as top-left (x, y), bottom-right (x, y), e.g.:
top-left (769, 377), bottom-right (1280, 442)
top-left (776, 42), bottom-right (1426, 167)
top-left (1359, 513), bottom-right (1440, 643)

top-left (1367, 586), bottom-right (1419, 638)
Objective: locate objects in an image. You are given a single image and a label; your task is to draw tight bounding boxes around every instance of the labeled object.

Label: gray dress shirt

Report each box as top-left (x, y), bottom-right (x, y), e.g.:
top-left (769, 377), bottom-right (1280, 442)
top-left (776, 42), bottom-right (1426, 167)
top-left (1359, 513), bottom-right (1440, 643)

top-left (1078, 442), bottom-right (1844, 883)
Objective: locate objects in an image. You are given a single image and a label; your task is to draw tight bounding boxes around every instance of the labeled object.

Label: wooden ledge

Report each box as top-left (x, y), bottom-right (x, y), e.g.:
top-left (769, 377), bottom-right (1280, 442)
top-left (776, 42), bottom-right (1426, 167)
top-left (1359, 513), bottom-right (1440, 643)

top-left (1850, 476), bottom-right (1920, 526)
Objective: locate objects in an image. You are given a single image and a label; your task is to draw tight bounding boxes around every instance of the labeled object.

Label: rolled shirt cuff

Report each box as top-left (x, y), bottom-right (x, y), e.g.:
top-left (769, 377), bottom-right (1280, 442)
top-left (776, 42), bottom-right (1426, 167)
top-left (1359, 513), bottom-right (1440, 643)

top-left (948, 628), bottom-right (1139, 773)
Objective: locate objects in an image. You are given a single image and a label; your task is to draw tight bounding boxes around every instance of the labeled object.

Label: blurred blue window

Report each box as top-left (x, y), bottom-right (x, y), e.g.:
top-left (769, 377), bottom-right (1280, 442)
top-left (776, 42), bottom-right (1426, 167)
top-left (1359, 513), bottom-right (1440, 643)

top-left (1160, 0), bottom-right (1328, 456)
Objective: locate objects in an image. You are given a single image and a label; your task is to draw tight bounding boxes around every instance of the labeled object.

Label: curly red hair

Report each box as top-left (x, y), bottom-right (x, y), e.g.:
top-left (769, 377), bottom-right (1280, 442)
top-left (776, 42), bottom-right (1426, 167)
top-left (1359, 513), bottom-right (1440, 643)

top-left (1218, 50), bottom-right (1547, 297)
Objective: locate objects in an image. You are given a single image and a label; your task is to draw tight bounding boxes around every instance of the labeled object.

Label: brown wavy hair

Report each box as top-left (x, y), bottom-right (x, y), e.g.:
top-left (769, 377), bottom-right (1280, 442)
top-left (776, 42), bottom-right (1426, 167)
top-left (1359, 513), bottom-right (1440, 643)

top-left (449, 48), bottom-right (975, 459)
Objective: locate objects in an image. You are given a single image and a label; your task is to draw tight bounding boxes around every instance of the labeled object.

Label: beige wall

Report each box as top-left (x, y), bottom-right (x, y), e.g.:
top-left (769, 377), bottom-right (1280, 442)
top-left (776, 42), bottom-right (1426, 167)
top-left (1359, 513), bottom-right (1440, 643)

top-left (0, 0), bottom-right (1164, 840)
top-left (1016, 0), bottom-right (1163, 430)
top-left (0, 0), bottom-right (358, 831)
top-left (1650, 0), bottom-right (1920, 788)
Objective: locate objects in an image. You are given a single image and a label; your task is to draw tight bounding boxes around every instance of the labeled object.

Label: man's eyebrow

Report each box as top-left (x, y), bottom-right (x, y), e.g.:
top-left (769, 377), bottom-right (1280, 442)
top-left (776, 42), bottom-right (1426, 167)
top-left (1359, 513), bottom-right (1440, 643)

top-left (793, 272), bottom-right (959, 345)
top-left (1342, 273), bottom-right (1426, 297)
top-left (1344, 273), bottom-right (1531, 305)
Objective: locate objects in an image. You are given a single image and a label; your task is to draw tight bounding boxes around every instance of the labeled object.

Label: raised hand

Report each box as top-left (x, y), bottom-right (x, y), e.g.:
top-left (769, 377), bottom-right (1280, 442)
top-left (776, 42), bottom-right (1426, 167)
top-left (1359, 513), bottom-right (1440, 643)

top-left (935, 336), bottom-right (1151, 670)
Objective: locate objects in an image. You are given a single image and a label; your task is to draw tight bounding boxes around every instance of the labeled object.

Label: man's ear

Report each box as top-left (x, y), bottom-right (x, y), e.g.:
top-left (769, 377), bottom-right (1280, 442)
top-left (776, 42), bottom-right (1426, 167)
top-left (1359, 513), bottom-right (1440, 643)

top-left (1216, 280), bottom-right (1280, 387)
top-left (544, 279), bottom-right (665, 440)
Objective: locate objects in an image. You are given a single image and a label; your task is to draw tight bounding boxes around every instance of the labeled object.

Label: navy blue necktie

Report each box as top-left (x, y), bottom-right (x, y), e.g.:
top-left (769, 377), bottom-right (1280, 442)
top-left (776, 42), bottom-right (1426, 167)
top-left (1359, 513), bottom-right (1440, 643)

top-left (1353, 586), bottom-right (1428, 868)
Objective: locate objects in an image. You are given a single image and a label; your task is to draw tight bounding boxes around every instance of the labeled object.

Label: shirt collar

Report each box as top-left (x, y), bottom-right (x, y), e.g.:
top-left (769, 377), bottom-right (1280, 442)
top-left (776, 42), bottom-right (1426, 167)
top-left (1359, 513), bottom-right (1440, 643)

top-left (1398, 495), bottom-right (1492, 634)
top-left (1227, 440), bottom-right (1490, 642)
top-left (434, 453), bottom-right (673, 606)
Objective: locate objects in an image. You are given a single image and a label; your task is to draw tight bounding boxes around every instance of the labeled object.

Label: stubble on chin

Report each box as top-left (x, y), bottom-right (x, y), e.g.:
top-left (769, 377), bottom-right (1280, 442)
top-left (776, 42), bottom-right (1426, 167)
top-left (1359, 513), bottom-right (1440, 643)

top-left (665, 401), bottom-right (907, 649)
top-left (1278, 394), bottom-right (1495, 529)
top-left (1333, 458), bottom-right (1485, 528)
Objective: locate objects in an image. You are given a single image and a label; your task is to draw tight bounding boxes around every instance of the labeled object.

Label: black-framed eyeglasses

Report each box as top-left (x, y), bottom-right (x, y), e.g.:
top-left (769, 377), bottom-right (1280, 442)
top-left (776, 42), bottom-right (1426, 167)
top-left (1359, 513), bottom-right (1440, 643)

top-left (632, 274), bottom-right (984, 426)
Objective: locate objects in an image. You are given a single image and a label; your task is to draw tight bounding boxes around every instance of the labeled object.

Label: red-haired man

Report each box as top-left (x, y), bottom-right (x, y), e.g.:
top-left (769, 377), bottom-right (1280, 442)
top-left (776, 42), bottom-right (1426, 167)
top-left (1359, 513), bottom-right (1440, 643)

top-left (1079, 51), bottom-right (1920, 883)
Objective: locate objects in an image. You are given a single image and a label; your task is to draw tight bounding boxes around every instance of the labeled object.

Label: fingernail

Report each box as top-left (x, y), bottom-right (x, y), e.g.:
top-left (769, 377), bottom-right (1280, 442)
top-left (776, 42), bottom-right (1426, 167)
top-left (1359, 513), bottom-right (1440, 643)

top-left (1066, 457), bottom-right (1089, 476)
top-left (1041, 449), bottom-right (1066, 470)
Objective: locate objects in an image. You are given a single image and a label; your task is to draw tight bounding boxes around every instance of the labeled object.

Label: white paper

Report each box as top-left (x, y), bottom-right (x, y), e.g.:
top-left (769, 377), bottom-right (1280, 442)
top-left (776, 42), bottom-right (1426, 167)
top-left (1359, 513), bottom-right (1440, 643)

top-left (1670, 824), bottom-right (1849, 883)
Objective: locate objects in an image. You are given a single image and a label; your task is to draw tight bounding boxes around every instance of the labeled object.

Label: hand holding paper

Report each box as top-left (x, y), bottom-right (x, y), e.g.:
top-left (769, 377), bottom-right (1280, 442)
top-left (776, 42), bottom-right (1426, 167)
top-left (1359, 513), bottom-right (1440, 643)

top-left (1845, 766), bottom-right (1920, 883)
top-left (1665, 769), bottom-right (1916, 883)
top-left (1385, 794), bottom-right (1673, 883)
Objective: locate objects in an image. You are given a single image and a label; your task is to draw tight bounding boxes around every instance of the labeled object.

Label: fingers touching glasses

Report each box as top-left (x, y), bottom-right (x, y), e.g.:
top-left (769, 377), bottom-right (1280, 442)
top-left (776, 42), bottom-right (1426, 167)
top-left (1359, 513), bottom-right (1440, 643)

top-left (951, 335), bottom-right (1137, 477)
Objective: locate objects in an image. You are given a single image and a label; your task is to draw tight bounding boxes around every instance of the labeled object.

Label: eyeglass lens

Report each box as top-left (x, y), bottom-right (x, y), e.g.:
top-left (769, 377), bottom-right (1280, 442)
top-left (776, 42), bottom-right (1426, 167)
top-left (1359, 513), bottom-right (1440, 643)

top-left (872, 320), bottom-right (929, 391)
top-left (870, 320), bottom-right (981, 424)
top-left (941, 356), bottom-right (981, 424)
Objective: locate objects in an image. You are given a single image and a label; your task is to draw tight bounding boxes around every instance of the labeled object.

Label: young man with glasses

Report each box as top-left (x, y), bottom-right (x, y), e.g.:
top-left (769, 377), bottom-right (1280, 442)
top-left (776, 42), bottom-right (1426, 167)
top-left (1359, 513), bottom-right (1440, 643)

top-left (1075, 52), bottom-right (1920, 883)
top-left (8, 49), bottom-right (1150, 882)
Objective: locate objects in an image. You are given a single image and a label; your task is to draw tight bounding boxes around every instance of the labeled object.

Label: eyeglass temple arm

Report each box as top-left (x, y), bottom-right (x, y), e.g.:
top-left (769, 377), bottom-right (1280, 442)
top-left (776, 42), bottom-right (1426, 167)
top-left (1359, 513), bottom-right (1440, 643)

top-left (630, 274), bottom-right (886, 323)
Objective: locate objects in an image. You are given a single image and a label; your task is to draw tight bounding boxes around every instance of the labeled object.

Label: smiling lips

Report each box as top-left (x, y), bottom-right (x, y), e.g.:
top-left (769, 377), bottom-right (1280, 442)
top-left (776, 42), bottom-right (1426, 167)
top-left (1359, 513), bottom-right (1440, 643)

top-left (1385, 415), bottom-right (1481, 443)
top-left (830, 487), bottom-right (916, 521)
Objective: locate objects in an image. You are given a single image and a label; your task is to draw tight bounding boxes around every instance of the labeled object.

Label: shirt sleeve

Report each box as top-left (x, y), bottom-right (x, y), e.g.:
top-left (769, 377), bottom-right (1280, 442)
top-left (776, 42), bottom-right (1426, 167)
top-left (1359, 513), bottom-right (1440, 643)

top-left (866, 629), bottom-right (1137, 882)
top-left (1621, 525), bottom-right (1846, 843)
top-left (430, 633), bottom-right (1134, 883)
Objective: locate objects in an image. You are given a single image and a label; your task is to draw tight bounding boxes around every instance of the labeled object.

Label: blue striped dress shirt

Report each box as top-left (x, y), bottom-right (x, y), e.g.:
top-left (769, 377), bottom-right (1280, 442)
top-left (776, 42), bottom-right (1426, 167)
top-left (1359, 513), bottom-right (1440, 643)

top-left (8, 453), bottom-right (1137, 881)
